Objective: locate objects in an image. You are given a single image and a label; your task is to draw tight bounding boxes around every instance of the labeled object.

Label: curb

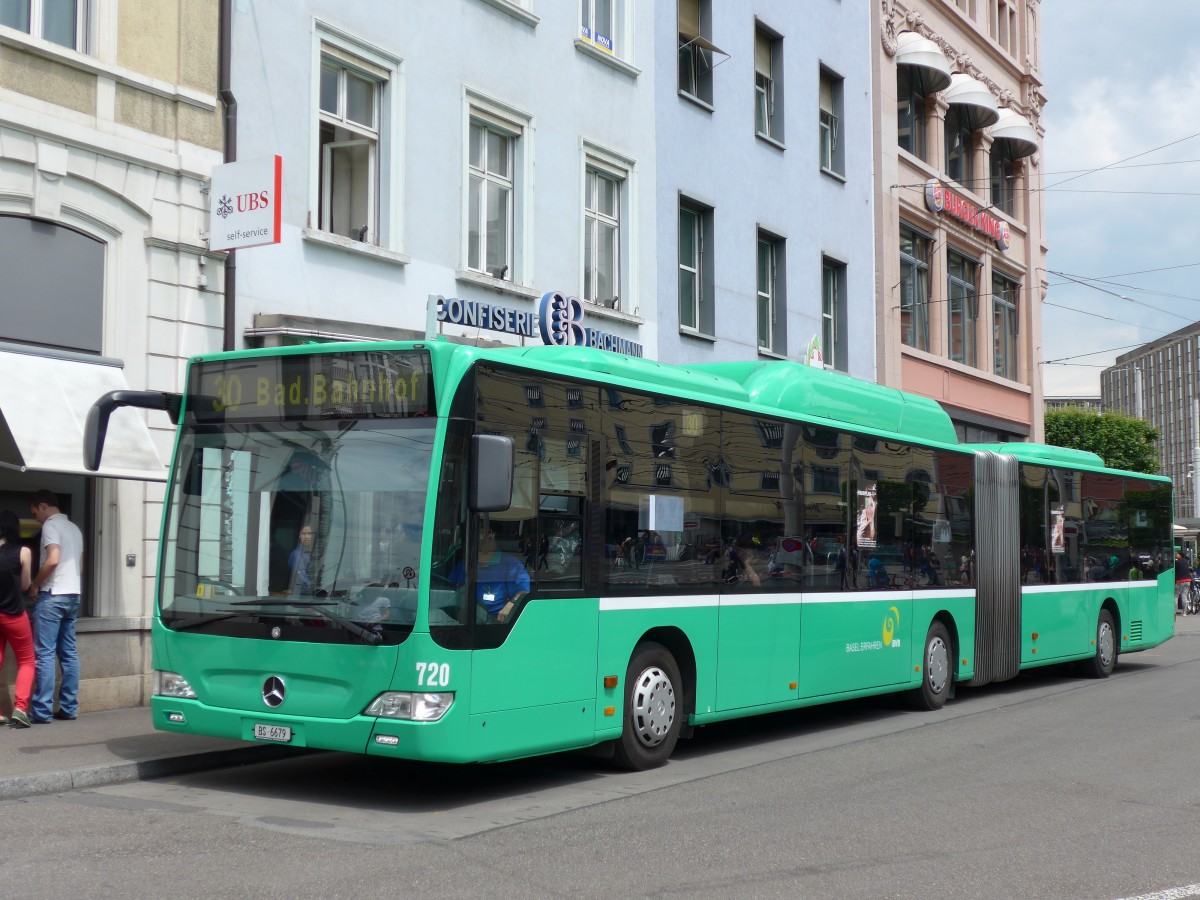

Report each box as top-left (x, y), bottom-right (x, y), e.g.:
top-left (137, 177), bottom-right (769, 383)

top-left (0, 744), bottom-right (315, 802)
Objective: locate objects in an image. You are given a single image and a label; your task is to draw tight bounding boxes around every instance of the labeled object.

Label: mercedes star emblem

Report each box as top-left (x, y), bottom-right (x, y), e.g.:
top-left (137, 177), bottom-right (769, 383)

top-left (262, 676), bottom-right (286, 708)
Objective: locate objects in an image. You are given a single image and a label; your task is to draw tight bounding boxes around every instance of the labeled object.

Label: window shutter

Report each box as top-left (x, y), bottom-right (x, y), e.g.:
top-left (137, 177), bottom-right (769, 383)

top-left (678, 0), bottom-right (700, 40)
top-left (754, 31), bottom-right (771, 78)
top-left (819, 76), bottom-right (834, 114)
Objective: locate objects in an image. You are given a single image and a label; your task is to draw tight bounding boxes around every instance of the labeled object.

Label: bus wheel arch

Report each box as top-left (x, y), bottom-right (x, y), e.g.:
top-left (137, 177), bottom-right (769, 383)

top-left (1078, 602), bottom-right (1119, 678)
top-left (909, 617), bottom-right (954, 710)
top-left (612, 633), bottom-right (691, 771)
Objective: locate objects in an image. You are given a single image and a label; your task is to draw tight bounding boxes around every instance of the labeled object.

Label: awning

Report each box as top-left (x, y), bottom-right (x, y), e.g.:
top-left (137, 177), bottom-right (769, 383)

top-left (0, 344), bottom-right (167, 481)
top-left (944, 73), bottom-right (999, 129)
top-left (989, 108), bottom-right (1039, 159)
top-left (677, 0), bottom-right (728, 57)
top-left (895, 31), bottom-right (951, 94)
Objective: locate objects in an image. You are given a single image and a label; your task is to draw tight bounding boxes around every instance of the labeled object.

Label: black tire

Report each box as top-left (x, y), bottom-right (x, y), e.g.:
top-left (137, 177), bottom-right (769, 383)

top-left (612, 642), bottom-right (682, 771)
top-left (1079, 608), bottom-right (1117, 678)
top-left (909, 621), bottom-right (953, 710)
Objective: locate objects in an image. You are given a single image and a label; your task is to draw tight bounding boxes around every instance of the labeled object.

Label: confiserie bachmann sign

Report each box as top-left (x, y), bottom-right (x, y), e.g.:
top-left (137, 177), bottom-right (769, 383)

top-left (925, 179), bottom-right (1011, 251)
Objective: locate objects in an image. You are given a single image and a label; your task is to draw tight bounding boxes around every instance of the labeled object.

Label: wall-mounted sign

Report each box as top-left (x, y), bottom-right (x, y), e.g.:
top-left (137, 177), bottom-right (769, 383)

top-left (433, 291), bottom-right (643, 357)
top-left (925, 179), bottom-right (1011, 251)
top-left (209, 155), bottom-right (282, 251)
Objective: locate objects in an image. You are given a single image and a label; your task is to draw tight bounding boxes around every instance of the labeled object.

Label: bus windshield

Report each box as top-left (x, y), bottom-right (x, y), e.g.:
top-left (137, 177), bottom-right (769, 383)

top-left (160, 418), bottom-right (434, 645)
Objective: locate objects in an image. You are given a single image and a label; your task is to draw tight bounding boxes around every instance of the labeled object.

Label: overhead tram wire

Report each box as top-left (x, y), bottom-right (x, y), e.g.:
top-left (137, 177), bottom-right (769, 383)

top-left (1046, 270), bottom-right (1196, 323)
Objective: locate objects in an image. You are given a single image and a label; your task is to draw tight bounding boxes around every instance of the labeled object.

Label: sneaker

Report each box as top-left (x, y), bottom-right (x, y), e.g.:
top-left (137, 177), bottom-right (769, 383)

top-left (10, 709), bottom-right (32, 728)
top-left (52, 710), bottom-right (76, 721)
top-left (0, 714), bottom-right (7, 726)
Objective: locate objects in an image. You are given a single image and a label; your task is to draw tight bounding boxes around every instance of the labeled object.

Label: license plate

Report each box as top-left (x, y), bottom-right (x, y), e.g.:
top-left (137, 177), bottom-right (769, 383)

top-left (253, 723), bottom-right (292, 743)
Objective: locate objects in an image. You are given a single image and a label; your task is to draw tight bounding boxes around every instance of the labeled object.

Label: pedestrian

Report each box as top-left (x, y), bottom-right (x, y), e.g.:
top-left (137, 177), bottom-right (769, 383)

top-left (26, 489), bottom-right (84, 723)
top-left (0, 510), bottom-right (36, 727)
top-left (1175, 550), bottom-right (1192, 616)
top-left (289, 522), bottom-right (315, 595)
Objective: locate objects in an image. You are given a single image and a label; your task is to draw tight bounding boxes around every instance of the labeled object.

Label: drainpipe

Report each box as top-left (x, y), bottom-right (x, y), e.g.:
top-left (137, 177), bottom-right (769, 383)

top-left (219, 0), bottom-right (237, 351)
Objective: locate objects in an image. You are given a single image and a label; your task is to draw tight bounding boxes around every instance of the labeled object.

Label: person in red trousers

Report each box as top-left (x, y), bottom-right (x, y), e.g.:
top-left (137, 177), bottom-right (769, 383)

top-left (0, 509), bottom-right (35, 727)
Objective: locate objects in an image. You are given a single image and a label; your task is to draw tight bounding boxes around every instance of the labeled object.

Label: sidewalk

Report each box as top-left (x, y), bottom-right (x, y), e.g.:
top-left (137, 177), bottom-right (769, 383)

top-left (0, 705), bottom-right (308, 801)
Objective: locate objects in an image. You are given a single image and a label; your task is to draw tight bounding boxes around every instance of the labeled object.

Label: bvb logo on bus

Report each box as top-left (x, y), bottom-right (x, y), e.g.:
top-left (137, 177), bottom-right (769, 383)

top-left (882, 606), bottom-right (900, 648)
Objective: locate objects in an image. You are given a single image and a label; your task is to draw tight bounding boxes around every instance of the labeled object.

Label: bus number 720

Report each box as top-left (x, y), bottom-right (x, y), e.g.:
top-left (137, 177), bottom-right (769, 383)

top-left (416, 661), bottom-right (450, 687)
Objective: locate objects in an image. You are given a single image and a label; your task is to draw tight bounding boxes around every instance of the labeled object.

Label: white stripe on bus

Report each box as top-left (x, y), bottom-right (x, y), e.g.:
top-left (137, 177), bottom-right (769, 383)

top-left (598, 588), bottom-right (975, 612)
top-left (1022, 580), bottom-right (1158, 595)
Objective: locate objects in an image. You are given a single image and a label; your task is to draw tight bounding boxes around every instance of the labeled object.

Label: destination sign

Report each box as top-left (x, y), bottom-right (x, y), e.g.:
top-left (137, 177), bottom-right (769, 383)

top-left (187, 350), bottom-right (433, 423)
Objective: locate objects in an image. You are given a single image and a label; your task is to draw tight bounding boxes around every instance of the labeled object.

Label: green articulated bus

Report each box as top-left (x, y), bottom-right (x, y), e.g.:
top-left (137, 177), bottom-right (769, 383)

top-left (86, 341), bottom-right (1175, 769)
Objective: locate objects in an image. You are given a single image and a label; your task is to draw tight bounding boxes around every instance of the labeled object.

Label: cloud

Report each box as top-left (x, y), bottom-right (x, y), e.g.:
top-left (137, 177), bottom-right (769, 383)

top-left (1040, 3), bottom-right (1200, 395)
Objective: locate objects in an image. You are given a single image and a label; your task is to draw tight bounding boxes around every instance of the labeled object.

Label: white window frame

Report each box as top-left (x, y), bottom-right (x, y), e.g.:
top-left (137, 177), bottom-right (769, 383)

top-left (579, 0), bottom-right (626, 58)
top-left (679, 205), bottom-right (702, 332)
top-left (463, 89), bottom-right (533, 285)
top-left (819, 69), bottom-right (844, 176)
top-left (0, 0), bottom-right (89, 52)
top-left (309, 22), bottom-right (403, 253)
top-left (581, 142), bottom-right (634, 311)
top-left (947, 251), bottom-right (978, 366)
top-left (754, 27), bottom-right (779, 141)
top-left (822, 259), bottom-right (840, 369)
top-left (992, 272), bottom-right (1020, 380)
top-left (757, 236), bottom-right (776, 351)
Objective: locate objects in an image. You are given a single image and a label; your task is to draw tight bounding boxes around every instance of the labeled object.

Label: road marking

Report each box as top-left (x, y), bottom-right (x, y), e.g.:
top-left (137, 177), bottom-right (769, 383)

top-left (1116, 884), bottom-right (1200, 900)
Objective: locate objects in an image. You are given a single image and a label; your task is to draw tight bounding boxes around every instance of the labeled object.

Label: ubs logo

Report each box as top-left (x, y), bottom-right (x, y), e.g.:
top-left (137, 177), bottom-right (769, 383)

top-left (262, 676), bottom-right (286, 708)
top-left (538, 291), bottom-right (586, 347)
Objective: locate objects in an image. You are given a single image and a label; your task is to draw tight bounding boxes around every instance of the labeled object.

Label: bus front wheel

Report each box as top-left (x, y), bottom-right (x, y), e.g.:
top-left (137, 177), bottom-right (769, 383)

top-left (910, 621), bottom-right (952, 710)
top-left (613, 642), bottom-right (682, 771)
top-left (1078, 608), bottom-right (1117, 678)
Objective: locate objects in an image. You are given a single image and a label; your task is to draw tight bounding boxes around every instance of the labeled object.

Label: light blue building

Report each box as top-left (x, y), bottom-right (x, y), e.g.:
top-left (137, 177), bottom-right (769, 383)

top-left (224, 1), bottom-right (874, 377)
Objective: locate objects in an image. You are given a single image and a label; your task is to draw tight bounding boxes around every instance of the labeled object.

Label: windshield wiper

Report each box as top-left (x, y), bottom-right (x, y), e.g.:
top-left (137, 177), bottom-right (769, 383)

top-left (169, 610), bottom-right (245, 631)
top-left (174, 598), bottom-right (382, 645)
top-left (256, 598), bottom-right (382, 645)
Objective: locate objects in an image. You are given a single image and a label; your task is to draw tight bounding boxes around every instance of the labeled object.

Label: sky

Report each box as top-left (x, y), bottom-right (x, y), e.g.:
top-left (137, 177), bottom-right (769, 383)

top-left (1040, 1), bottom-right (1200, 397)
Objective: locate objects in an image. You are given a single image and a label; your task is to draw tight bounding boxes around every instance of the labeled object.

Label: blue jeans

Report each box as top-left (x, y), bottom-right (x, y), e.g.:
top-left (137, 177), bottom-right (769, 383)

top-left (32, 592), bottom-right (80, 720)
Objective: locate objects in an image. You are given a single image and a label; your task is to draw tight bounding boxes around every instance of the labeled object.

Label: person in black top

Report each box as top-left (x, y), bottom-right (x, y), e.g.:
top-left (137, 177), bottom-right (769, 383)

top-left (0, 509), bottom-right (35, 727)
top-left (1175, 550), bottom-right (1193, 616)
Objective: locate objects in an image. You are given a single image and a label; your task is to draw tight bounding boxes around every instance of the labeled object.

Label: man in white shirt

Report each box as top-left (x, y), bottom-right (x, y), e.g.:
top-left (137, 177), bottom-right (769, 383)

top-left (26, 489), bottom-right (84, 723)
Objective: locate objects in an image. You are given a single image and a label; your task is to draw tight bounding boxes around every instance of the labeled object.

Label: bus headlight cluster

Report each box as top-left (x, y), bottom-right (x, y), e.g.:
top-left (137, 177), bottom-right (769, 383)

top-left (154, 670), bottom-right (197, 699)
top-left (364, 692), bottom-right (453, 722)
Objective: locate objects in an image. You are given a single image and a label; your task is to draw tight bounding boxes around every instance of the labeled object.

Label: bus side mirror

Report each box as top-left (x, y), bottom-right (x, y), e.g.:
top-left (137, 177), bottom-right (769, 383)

top-left (470, 434), bottom-right (514, 512)
top-left (84, 390), bottom-right (182, 471)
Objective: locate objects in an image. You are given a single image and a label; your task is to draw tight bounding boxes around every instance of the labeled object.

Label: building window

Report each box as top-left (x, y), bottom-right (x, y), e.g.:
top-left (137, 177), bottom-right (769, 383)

top-left (822, 258), bottom-right (847, 372)
top-left (583, 166), bottom-right (621, 308)
top-left (467, 118), bottom-right (516, 280)
top-left (318, 52), bottom-right (383, 244)
top-left (900, 225), bottom-right (931, 352)
top-left (679, 199), bottom-right (713, 334)
top-left (1, 0), bottom-right (87, 51)
top-left (819, 69), bottom-right (844, 176)
top-left (754, 26), bottom-right (783, 142)
top-left (678, 0), bottom-right (718, 104)
top-left (580, 0), bottom-right (628, 59)
top-left (945, 106), bottom-right (975, 187)
top-left (989, 0), bottom-right (1019, 56)
top-left (993, 272), bottom-right (1020, 380)
top-left (757, 233), bottom-right (787, 353)
top-left (947, 251), bottom-right (978, 366)
top-left (896, 66), bottom-right (927, 160)
top-left (953, 0), bottom-right (977, 19)
top-left (990, 151), bottom-right (1015, 216)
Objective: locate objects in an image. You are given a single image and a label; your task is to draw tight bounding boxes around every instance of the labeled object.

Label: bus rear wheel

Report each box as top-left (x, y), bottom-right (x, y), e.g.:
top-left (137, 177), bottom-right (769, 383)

top-left (613, 642), bottom-right (682, 771)
top-left (909, 621), bottom-right (952, 710)
top-left (1078, 608), bottom-right (1117, 678)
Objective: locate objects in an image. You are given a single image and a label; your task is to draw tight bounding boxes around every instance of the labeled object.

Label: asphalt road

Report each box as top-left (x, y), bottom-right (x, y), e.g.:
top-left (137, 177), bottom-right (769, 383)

top-left (5, 629), bottom-right (1200, 899)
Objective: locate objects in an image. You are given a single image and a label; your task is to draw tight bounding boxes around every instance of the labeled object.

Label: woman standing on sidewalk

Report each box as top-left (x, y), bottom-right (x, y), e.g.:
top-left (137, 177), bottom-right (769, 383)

top-left (0, 509), bottom-right (35, 727)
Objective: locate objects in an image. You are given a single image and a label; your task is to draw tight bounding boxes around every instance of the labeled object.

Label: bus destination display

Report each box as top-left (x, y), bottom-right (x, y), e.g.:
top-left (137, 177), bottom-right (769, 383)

top-left (188, 350), bottom-right (434, 422)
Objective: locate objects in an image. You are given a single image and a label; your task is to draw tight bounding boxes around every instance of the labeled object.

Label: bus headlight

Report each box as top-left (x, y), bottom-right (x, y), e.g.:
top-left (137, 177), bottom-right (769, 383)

top-left (364, 692), bottom-right (453, 722)
top-left (154, 670), bottom-right (197, 699)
